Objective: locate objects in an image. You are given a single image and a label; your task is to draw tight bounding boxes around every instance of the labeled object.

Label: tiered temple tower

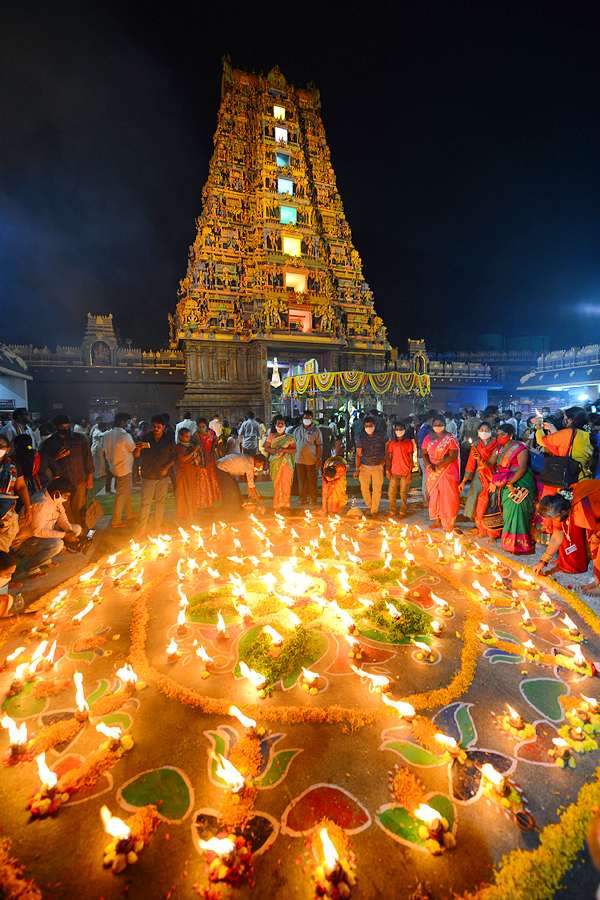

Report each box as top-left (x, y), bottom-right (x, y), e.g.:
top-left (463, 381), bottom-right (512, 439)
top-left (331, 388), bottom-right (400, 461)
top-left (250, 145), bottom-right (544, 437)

top-left (171, 59), bottom-right (390, 421)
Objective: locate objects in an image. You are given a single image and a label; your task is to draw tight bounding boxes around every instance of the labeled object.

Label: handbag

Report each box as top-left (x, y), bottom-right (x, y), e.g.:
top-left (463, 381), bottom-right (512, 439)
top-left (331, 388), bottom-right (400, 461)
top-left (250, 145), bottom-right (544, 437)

top-left (528, 444), bottom-right (546, 475)
top-left (482, 489), bottom-right (503, 531)
top-left (538, 431), bottom-right (582, 488)
top-left (84, 490), bottom-right (104, 531)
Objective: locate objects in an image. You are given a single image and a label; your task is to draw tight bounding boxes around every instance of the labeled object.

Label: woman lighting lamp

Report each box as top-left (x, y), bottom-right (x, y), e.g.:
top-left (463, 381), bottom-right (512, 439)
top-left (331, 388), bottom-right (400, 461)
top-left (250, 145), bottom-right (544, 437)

top-left (534, 486), bottom-right (600, 595)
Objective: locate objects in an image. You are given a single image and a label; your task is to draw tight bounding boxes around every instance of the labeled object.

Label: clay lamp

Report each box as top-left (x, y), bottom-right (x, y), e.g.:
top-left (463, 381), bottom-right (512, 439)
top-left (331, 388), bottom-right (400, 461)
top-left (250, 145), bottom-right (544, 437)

top-left (301, 667), bottom-right (320, 693)
top-left (101, 805), bottom-right (134, 870)
top-left (431, 620), bottom-right (445, 637)
top-left (381, 694), bottom-right (416, 722)
top-left (263, 625), bottom-right (283, 646)
top-left (435, 734), bottom-right (461, 759)
top-left (176, 609), bottom-right (188, 636)
top-left (214, 752), bottom-right (245, 793)
top-left (1, 715), bottom-right (27, 758)
top-left (96, 723), bottom-right (123, 751)
top-left (27, 641), bottom-right (48, 676)
top-left (540, 592), bottom-right (554, 611)
top-left (345, 635), bottom-right (363, 660)
top-left (216, 610), bottom-right (229, 640)
top-left (569, 725), bottom-right (586, 742)
top-left (199, 836), bottom-right (236, 868)
top-left (73, 598), bottom-right (95, 623)
top-left (510, 590), bottom-right (521, 608)
top-left (506, 704), bottom-right (525, 730)
top-left (73, 672), bottom-right (89, 722)
top-left (562, 614), bottom-right (581, 639)
top-left (10, 663), bottom-right (28, 694)
top-left (319, 827), bottom-right (343, 885)
top-left (178, 526), bottom-right (190, 546)
top-left (414, 641), bottom-right (434, 662)
top-left (479, 622), bottom-right (492, 640)
top-left (78, 566), bottom-right (98, 584)
top-left (481, 763), bottom-right (509, 797)
top-left (166, 638), bottom-right (179, 663)
top-left (116, 664), bottom-right (137, 692)
top-left (550, 737), bottom-right (571, 762)
top-left (472, 581), bottom-right (491, 601)
top-left (240, 661), bottom-right (267, 693)
top-left (229, 705), bottom-right (257, 734)
top-left (196, 646), bottom-right (214, 671)
top-left (578, 695), bottom-right (598, 723)
top-left (262, 573), bottom-right (277, 595)
top-left (414, 804), bottom-right (445, 842)
top-left (568, 643), bottom-right (587, 668)
top-left (4, 646), bottom-right (25, 668)
top-left (350, 663), bottom-right (392, 693)
top-left (37, 640), bottom-right (57, 674)
top-left (35, 752), bottom-right (58, 800)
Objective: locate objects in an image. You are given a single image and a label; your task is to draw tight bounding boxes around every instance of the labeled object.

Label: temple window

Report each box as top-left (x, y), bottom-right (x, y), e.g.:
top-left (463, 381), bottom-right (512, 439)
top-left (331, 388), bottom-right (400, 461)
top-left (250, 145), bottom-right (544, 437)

top-left (284, 271), bottom-right (306, 293)
top-left (280, 206), bottom-right (297, 225)
top-left (273, 105), bottom-right (285, 120)
top-left (282, 235), bottom-right (301, 256)
top-left (274, 126), bottom-right (288, 144)
top-left (276, 151), bottom-right (290, 167)
top-left (277, 178), bottom-right (294, 196)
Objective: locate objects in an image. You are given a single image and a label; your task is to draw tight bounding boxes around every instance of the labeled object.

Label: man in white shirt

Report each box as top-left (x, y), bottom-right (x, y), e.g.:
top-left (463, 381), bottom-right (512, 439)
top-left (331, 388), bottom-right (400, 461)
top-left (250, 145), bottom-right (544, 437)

top-left (102, 412), bottom-right (136, 528)
top-left (216, 452), bottom-right (266, 510)
top-left (0, 408), bottom-right (39, 450)
top-left (238, 411), bottom-right (261, 456)
top-left (208, 414), bottom-right (223, 437)
top-left (12, 477), bottom-right (81, 577)
top-left (175, 411), bottom-right (197, 440)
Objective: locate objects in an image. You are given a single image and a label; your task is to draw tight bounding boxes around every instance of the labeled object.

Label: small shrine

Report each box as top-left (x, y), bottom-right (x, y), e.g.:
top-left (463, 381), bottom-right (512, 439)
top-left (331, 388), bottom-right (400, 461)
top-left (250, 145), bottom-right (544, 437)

top-left (171, 60), bottom-right (393, 421)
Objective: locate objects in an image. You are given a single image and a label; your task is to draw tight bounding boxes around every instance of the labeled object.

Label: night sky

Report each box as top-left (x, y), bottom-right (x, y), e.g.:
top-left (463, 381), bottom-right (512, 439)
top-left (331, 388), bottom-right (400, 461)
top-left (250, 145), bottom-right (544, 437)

top-left (1, 0), bottom-right (599, 355)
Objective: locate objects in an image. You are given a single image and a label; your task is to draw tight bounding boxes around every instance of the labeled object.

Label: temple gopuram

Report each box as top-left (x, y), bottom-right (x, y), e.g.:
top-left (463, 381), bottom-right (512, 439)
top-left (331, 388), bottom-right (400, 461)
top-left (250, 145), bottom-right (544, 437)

top-left (171, 60), bottom-right (393, 421)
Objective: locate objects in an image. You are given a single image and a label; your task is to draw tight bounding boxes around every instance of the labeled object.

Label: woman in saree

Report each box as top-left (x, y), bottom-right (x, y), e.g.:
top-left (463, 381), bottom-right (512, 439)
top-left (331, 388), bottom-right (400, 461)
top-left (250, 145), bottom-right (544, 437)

top-left (422, 416), bottom-right (460, 531)
top-left (263, 418), bottom-right (296, 509)
top-left (483, 423), bottom-right (536, 554)
top-left (175, 428), bottom-right (204, 520)
top-left (459, 423), bottom-right (499, 540)
top-left (531, 406), bottom-right (594, 574)
top-left (534, 486), bottom-right (600, 593)
top-left (195, 418), bottom-right (221, 509)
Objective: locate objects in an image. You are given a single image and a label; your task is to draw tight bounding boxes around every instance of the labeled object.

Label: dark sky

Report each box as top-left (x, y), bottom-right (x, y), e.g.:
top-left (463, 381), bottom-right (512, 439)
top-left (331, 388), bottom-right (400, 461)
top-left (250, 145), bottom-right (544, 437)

top-left (1, 0), bottom-right (599, 354)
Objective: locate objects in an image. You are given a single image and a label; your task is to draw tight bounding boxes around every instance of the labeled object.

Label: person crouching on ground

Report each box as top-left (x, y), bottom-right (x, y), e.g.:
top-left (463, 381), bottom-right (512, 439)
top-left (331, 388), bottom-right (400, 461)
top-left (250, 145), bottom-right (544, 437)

top-left (215, 453), bottom-right (267, 511)
top-left (11, 477), bottom-right (82, 579)
top-left (320, 457), bottom-right (348, 514)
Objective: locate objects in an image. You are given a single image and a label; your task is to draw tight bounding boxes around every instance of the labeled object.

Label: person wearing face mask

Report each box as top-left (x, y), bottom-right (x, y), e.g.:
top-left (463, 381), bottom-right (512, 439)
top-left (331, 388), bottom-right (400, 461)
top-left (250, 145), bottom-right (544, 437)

top-left (13, 434), bottom-right (60, 498)
top-left (44, 415), bottom-right (94, 528)
top-left (354, 416), bottom-right (388, 518)
top-left (385, 421), bottom-right (415, 517)
top-left (12, 477), bottom-right (81, 578)
top-left (481, 423), bottom-right (536, 554)
top-left (0, 435), bottom-right (33, 527)
top-left (531, 406), bottom-right (593, 573)
top-left (534, 488), bottom-right (600, 592)
top-left (293, 412), bottom-right (322, 507)
top-left (194, 418), bottom-right (222, 510)
top-left (264, 418), bottom-right (296, 509)
top-left (421, 416), bottom-right (461, 531)
top-left (459, 425), bottom-right (500, 540)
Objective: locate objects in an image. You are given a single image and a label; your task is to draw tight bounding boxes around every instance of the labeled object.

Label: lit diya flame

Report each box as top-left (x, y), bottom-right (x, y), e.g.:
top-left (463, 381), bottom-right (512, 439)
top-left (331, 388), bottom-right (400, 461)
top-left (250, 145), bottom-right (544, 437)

top-left (568, 643), bottom-right (587, 667)
top-left (72, 599), bottom-right (94, 623)
top-left (468, 553), bottom-right (482, 566)
top-left (291, 527), bottom-right (300, 540)
top-left (346, 634), bottom-right (360, 649)
top-left (50, 589), bottom-right (68, 608)
top-left (133, 571), bottom-right (143, 590)
top-left (6, 646), bottom-right (25, 662)
top-left (211, 523), bottom-right (218, 539)
top-left (437, 548), bottom-right (445, 560)
top-left (562, 614), bottom-right (580, 634)
top-left (332, 536), bottom-right (340, 558)
top-left (227, 556), bottom-right (244, 565)
top-left (213, 752), bottom-right (245, 792)
top-left (484, 553), bottom-right (500, 566)
top-left (229, 705), bottom-right (256, 729)
top-left (435, 734), bottom-right (459, 753)
top-left (381, 539), bottom-right (389, 554)
top-left (196, 646), bottom-right (213, 663)
top-left (235, 602), bottom-right (252, 620)
top-left (233, 537), bottom-right (242, 550)
top-left (518, 567), bottom-right (534, 584)
top-left (581, 694), bottom-right (598, 709)
top-left (36, 752), bottom-right (57, 790)
top-left (73, 672), bottom-right (89, 714)
top-left (78, 566), bottom-right (98, 583)
top-left (116, 664), bottom-right (137, 686)
top-left (431, 620), bottom-right (444, 635)
top-left (177, 608), bottom-right (187, 629)
top-left (301, 666), bottom-right (319, 684)
top-left (196, 534), bottom-right (204, 550)
top-left (349, 664), bottom-right (391, 690)
top-left (14, 663), bottom-right (28, 681)
top-left (347, 553), bottom-right (362, 564)
top-left (167, 638), bottom-right (179, 656)
top-left (330, 602), bottom-right (355, 631)
top-left (383, 553), bottom-right (392, 570)
top-left (240, 661), bottom-right (266, 688)
top-left (96, 722), bottom-right (122, 742)
top-left (472, 580), bottom-right (491, 600)
top-left (205, 549), bottom-right (218, 559)
top-left (100, 805), bottom-right (130, 840)
top-left (262, 573), bottom-right (277, 594)
top-left (405, 550), bottom-right (415, 564)
top-left (479, 622), bottom-right (491, 638)
top-left (45, 640), bottom-right (57, 666)
top-left (320, 828), bottom-right (339, 874)
top-left (414, 804), bottom-right (442, 832)
top-left (521, 604), bottom-right (532, 624)
top-left (199, 837), bottom-right (235, 856)
top-left (178, 526), bottom-right (190, 544)
top-left (445, 532), bottom-right (453, 542)
top-left (481, 763), bottom-right (506, 792)
top-left (454, 537), bottom-right (462, 557)
top-left (263, 625), bottom-right (283, 645)
top-left (288, 612), bottom-right (301, 628)
top-left (381, 694), bottom-right (415, 719)
top-left (130, 540), bottom-right (141, 552)
top-left (523, 639), bottom-right (536, 651)
top-left (177, 558), bottom-right (185, 580)
top-left (28, 641), bottom-right (48, 673)
top-left (178, 585), bottom-right (188, 608)
top-left (216, 610), bottom-right (227, 634)
top-left (1, 715), bottom-right (27, 747)
top-left (207, 566), bottom-right (220, 579)
top-left (552, 737), bottom-right (571, 757)
top-left (107, 552), bottom-right (120, 566)
top-left (337, 569), bottom-right (351, 592)
top-left (356, 596), bottom-right (374, 608)
top-left (506, 704), bottom-right (524, 727)
top-left (431, 593), bottom-right (448, 609)
top-left (149, 536), bottom-right (169, 555)
top-left (414, 641), bottom-right (434, 658)
top-left (492, 570), bottom-right (502, 585)
top-left (351, 539), bottom-right (360, 552)
top-left (386, 601), bottom-right (401, 620)
top-left (540, 591), bottom-right (553, 606)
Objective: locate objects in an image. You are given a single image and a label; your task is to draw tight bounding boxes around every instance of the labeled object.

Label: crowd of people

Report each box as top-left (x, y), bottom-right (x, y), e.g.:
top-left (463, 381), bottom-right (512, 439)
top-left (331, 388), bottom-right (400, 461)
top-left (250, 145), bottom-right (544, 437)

top-left (4, 400), bottom-right (600, 616)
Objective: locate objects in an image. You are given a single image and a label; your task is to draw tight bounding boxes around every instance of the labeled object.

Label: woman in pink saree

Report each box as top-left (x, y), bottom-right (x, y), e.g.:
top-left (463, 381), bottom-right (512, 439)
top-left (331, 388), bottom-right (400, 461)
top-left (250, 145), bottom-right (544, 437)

top-left (422, 415), bottom-right (460, 531)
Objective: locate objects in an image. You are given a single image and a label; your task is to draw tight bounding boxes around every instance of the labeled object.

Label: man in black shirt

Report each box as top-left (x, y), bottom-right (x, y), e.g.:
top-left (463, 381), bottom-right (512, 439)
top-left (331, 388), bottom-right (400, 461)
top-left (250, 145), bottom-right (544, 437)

top-left (134, 415), bottom-right (175, 535)
top-left (354, 416), bottom-right (388, 518)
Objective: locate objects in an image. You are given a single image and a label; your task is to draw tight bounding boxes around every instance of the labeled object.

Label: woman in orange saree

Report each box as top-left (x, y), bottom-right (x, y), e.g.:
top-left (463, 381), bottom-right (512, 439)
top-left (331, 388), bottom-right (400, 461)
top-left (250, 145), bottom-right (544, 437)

top-left (459, 424), bottom-right (500, 540)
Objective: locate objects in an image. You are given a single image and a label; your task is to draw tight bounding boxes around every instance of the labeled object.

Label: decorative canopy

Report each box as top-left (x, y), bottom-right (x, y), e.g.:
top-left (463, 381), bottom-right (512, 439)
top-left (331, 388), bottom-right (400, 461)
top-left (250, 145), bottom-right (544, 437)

top-left (282, 371), bottom-right (430, 397)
